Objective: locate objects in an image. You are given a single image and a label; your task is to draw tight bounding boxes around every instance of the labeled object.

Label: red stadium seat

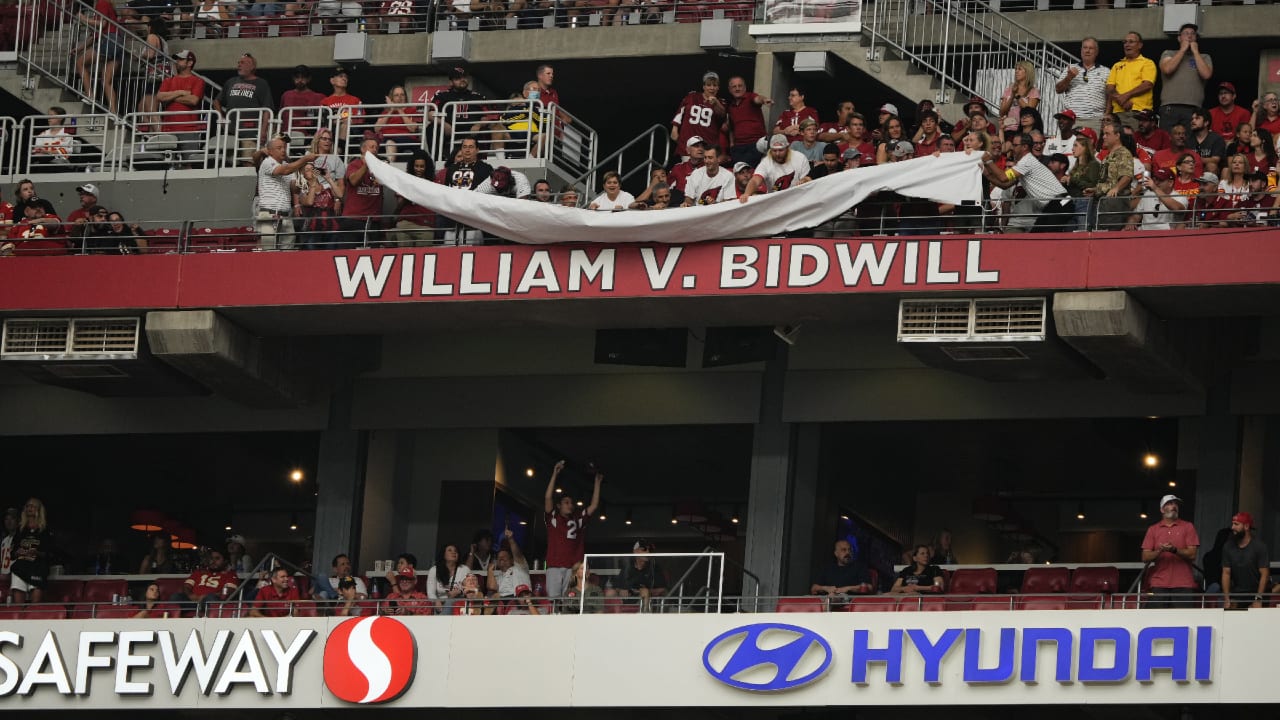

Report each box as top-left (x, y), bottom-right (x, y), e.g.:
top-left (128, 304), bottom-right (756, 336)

top-left (154, 577), bottom-right (190, 599)
top-left (1020, 566), bottom-right (1069, 594)
top-left (0, 604), bottom-right (67, 619)
top-left (291, 601), bottom-right (319, 617)
top-left (291, 575), bottom-right (311, 597)
top-left (1017, 594), bottom-right (1069, 611)
top-left (45, 579), bottom-right (85, 604)
top-left (83, 578), bottom-right (128, 604)
top-left (1069, 566), bottom-right (1120, 594)
top-left (968, 596), bottom-right (1015, 611)
top-left (604, 597), bottom-right (641, 614)
top-left (894, 595), bottom-right (950, 611)
top-left (843, 596), bottom-right (899, 612)
top-left (143, 227), bottom-right (182, 254)
top-left (947, 568), bottom-right (997, 595)
top-left (775, 596), bottom-right (827, 613)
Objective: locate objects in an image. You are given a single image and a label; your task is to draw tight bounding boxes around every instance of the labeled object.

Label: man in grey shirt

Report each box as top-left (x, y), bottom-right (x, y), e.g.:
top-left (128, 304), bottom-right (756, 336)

top-left (1158, 23), bottom-right (1212, 133)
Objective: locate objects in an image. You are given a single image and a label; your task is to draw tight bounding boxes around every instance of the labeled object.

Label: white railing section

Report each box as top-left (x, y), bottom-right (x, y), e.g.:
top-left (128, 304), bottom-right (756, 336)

top-left (20, 111), bottom-right (116, 174)
top-left (331, 102), bottom-right (437, 163)
top-left (569, 123), bottom-right (670, 201)
top-left (582, 552), bottom-right (726, 614)
top-left (16, 0), bottom-right (220, 119)
top-left (119, 109), bottom-right (219, 171)
top-left (863, 0), bottom-right (1078, 116)
top-left (543, 103), bottom-right (598, 191)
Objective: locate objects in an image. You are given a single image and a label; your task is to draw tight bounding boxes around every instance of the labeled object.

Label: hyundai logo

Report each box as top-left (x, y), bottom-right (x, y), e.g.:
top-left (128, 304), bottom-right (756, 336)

top-left (702, 623), bottom-right (833, 692)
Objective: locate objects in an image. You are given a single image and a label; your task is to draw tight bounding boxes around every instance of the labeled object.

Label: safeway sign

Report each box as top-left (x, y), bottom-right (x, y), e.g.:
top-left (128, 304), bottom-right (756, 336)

top-left (0, 611), bottom-right (1272, 709)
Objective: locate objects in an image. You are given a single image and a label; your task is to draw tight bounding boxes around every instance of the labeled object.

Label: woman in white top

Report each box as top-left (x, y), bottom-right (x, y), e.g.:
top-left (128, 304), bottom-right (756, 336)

top-left (426, 543), bottom-right (470, 611)
top-left (31, 107), bottom-right (73, 165)
top-left (1218, 153), bottom-right (1251, 205)
top-left (589, 171), bottom-right (634, 211)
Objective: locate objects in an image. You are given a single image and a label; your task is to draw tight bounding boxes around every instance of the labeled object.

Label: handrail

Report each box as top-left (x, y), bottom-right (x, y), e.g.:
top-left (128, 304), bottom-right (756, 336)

top-left (16, 0), bottom-right (220, 121)
top-left (862, 0), bottom-right (1077, 116)
top-left (566, 123), bottom-right (670, 199)
top-left (582, 551), bottom-right (725, 614)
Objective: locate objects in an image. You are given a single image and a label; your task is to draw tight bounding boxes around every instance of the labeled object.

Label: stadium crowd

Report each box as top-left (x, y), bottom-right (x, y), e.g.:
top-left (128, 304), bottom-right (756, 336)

top-left (3, 22), bottom-right (1279, 256)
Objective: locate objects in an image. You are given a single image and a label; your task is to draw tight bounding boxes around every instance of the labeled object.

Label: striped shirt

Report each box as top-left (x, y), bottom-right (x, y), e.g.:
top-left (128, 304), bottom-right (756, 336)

top-left (257, 157), bottom-right (293, 213)
top-left (1057, 63), bottom-right (1109, 120)
top-left (1012, 154), bottom-right (1067, 199)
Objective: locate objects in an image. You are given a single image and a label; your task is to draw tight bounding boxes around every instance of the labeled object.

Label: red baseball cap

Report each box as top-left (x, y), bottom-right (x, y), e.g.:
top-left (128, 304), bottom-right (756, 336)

top-left (397, 566), bottom-right (416, 579)
top-left (1151, 166), bottom-right (1173, 181)
top-left (1077, 127), bottom-right (1098, 145)
top-left (1218, 81), bottom-right (1236, 94)
top-left (1233, 512), bottom-right (1254, 528)
top-left (1053, 108), bottom-right (1077, 121)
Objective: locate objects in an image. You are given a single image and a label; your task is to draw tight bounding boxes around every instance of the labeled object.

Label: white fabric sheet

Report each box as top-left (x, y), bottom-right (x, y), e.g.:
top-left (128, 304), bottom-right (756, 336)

top-left (363, 151), bottom-right (984, 245)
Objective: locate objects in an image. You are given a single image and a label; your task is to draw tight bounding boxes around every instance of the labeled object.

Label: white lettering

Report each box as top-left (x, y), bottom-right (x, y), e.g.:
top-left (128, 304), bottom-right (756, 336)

top-left (568, 248), bottom-right (615, 292)
top-left (641, 247), bottom-right (683, 290)
top-left (261, 630), bottom-right (316, 696)
top-left (115, 631), bottom-right (156, 695)
top-left (0, 631), bottom-right (21, 696)
top-left (74, 631), bottom-right (115, 695)
top-left (159, 629), bottom-right (231, 696)
top-left (335, 255), bottom-right (395, 299)
top-left (719, 246), bottom-right (758, 289)
top-left (459, 253), bottom-right (492, 295)
top-left (903, 242), bottom-right (919, 284)
top-left (516, 251), bottom-right (561, 293)
top-left (399, 253), bottom-right (414, 296)
top-left (419, 254), bottom-right (455, 296)
top-left (835, 242), bottom-right (898, 286)
top-left (212, 633), bottom-right (270, 695)
top-left (765, 244), bottom-right (781, 288)
top-left (18, 632), bottom-right (71, 695)
top-left (925, 241), bottom-right (960, 284)
top-left (496, 252), bottom-right (512, 294)
top-left (966, 240), bottom-right (1000, 283)
top-left (788, 244), bottom-right (829, 287)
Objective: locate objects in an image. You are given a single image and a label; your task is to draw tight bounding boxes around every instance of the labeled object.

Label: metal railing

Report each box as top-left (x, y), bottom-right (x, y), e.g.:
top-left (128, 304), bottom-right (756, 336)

top-left (17, 0), bottom-right (220, 120)
top-left (569, 123), bottom-right (671, 201)
top-left (332, 101), bottom-right (438, 163)
top-left (863, 0), bottom-right (1077, 114)
top-left (583, 551), bottom-right (726, 614)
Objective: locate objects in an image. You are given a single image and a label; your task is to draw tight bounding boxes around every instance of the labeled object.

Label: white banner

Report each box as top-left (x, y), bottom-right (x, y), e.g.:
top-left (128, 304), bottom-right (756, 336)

top-left (0, 610), bottom-right (1276, 709)
top-left (365, 151), bottom-right (983, 245)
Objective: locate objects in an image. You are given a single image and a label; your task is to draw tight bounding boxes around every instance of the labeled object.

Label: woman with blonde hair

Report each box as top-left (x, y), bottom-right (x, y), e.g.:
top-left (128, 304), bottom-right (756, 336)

top-left (999, 60), bottom-right (1040, 134)
top-left (9, 498), bottom-right (51, 605)
top-left (562, 561), bottom-right (603, 613)
top-left (1218, 153), bottom-right (1251, 205)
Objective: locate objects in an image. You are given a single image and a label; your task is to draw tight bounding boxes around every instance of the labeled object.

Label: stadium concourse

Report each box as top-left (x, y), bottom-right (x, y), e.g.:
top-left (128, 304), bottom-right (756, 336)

top-left (1, 0), bottom-right (1280, 717)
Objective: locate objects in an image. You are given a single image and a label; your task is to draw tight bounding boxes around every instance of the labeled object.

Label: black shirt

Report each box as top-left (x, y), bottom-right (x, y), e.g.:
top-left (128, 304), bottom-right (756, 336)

top-left (896, 563), bottom-right (943, 589)
top-left (618, 559), bottom-right (666, 591)
top-left (814, 560), bottom-right (871, 591)
top-left (1222, 537), bottom-right (1270, 595)
top-left (444, 160), bottom-right (493, 190)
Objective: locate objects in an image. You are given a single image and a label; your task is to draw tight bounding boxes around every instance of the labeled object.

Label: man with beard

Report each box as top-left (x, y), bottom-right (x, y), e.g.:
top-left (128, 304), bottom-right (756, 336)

top-left (1140, 494), bottom-right (1200, 608)
top-left (1221, 511), bottom-right (1269, 609)
top-left (738, 134), bottom-right (809, 202)
top-left (1152, 123), bottom-right (1202, 176)
top-left (278, 65), bottom-right (326, 134)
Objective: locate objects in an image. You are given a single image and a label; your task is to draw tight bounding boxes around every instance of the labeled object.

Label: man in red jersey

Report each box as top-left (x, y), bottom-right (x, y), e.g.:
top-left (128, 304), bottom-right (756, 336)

top-left (342, 137), bottom-right (385, 247)
top-left (671, 71), bottom-right (727, 162)
top-left (819, 100), bottom-right (856, 143)
top-left (837, 113), bottom-right (877, 166)
top-left (172, 549), bottom-right (239, 612)
top-left (250, 566), bottom-right (301, 617)
top-left (726, 75), bottom-right (771, 166)
top-left (1208, 82), bottom-right (1251, 144)
top-left (668, 136), bottom-right (707, 194)
top-left (1152, 124), bottom-right (1202, 176)
top-left (543, 459), bottom-right (603, 598)
top-left (1134, 109), bottom-right (1170, 155)
top-left (1140, 494), bottom-right (1200, 608)
top-left (278, 65), bottom-right (327, 134)
top-left (774, 86), bottom-right (818, 140)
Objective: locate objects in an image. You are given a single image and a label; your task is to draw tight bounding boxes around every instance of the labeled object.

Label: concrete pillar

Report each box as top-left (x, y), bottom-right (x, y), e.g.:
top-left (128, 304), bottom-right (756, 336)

top-left (1238, 416), bottom-right (1265, 525)
top-left (742, 344), bottom-right (792, 601)
top-left (312, 383), bottom-right (366, 576)
top-left (753, 51), bottom-right (787, 129)
top-left (783, 424), bottom-right (823, 596)
top-left (1190, 381), bottom-right (1239, 560)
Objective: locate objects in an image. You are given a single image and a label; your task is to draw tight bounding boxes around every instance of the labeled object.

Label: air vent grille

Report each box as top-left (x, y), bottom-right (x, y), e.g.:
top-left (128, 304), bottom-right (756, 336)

top-left (2, 317), bottom-right (140, 360)
top-left (973, 299), bottom-right (1046, 336)
top-left (898, 300), bottom-right (972, 336)
top-left (70, 318), bottom-right (140, 355)
top-left (899, 298), bottom-right (1047, 343)
top-left (1, 319), bottom-right (72, 355)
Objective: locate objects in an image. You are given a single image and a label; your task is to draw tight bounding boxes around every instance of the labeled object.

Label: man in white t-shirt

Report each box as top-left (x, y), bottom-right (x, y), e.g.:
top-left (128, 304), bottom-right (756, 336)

top-left (981, 132), bottom-right (1068, 231)
top-left (1127, 166), bottom-right (1186, 230)
top-left (487, 529), bottom-right (531, 599)
top-left (321, 553), bottom-right (367, 599)
top-left (682, 145), bottom-right (736, 205)
top-left (738, 134), bottom-right (810, 203)
top-left (1044, 109), bottom-right (1079, 171)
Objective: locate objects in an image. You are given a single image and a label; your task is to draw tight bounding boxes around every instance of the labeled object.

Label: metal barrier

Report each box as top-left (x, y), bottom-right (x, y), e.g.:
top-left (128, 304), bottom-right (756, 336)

top-left (18, 112), bottom-right (116, 174)
top-left (569, 123), bottom-right (670, 201)
top-left (118, 109), bottom-right (219, 171)
top-left (332, 101), bottom-right (439, 163)
top-left (16, 0), bottom-right (220, 119)
top-left (440, 98), bottom-right (541, 161)
top-left (582, 551), bottom-right (725, 614)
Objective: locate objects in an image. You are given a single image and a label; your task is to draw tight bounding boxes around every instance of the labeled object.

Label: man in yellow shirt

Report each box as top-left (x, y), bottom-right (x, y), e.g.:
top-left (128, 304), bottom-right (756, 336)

top-left (1106, 31), bottom-right (1157, 132)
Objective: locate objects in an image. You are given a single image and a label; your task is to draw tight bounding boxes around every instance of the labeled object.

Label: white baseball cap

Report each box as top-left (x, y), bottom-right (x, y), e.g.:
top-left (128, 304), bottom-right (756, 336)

top-left (879, 103), bottom-right (899, 116)
top-left (686, 135), bottom-right (707, 149)
top-left (76, 183), bottom-right (100, 196)
top-left (1158, 494), bottom-right (1182, 510)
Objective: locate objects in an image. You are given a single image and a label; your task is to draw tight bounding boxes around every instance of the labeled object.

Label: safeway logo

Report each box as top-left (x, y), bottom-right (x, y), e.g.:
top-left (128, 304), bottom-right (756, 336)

top-left (702, 623), bottom-right (832, 692)
top-left (323, 617), bottom-right (417, 704)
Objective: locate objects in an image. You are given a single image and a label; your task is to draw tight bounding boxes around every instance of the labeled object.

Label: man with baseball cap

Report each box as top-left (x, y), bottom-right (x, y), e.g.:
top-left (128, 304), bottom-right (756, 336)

top-left (1134, 109), bottom-right (1170, 155)
top-left (738, 133), bottom-right (810, 203)
top-left (1189, 171), bottom-right (1230, 227)
top-left (156, 49), bottom-right (204, 166)
top-left (279, 65), bottom-right (326, 134)
top-left (668, 136), bottom-right (708, 194)
top-left (1044, 109), bottom-right (1079, 168)
top-left (607, 539), bottom-right (667, 612)
top-left (1127, 165), bottom-right (1186, 230)
top-left (1209, 81), bottom-right (1251, 143)
top-left (671, 71), bottom-right (726, 163)
top-left (1140, 494), bottom-right (1200, 608)
top-left (1221, 511), bottom-right (1269, 608)
top-left (732, 161), bottom-right (754, 198)
top-left (67, 183), bottom-right (100, 225)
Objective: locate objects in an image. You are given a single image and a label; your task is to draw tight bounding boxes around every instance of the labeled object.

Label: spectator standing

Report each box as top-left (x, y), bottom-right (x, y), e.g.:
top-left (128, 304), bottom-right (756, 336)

top-left (215, 53), bottom-right (274, 165)
top-left (726, 75), bottom-right (771, 167)
top-left (250, 567), bottom-right (300, 617)
top-left (682, 145), bottom-right (735, 205)
top-left (257, 135), bottom-right (315, 251)
top-left (912, 110), bottom-right (943, 156)
top-left (476, 166), bottom-right (532, 200)
top-left (1126, 166), bottom-right (1186, 230)
top-left (1188, 109), bottom-right (1227, 175)
top-left (1210, 82), bottom-right (1252, 144)
top-left (1221, 511), bottom-right (1270, 609)
top-left (431, 68), bottom-right (491, 143)
top-left (810, 539), bottom-right (873, 598)
top-left (820, 100), bottom-right (857, 143)
top-left (295, 161), bottom-right (343, 249)
top-left (999, 60), bottom-right (1040, 134)
top-left (226, 533), bottom-right (253, 573)
top-left (73, 0), bottom-right (123, 115)
top-left (1, 507), bottom-right (19, 575)
top-left (931, 530), bottom-right (958, 565)
top-left (774, 87), bottom-right (819, 140)
top-left (671, 71), bottom-right (727, 162)
top-left (1157, 23), bottom-right (1212, 134)
top-left (535, 64), bottom-right (560, 109)
top-left (319, 553), bottom-right (366, 599)
top-left (1252, 92), bottom-right (1280, 137)
top-left (982, 133), bottom-right (1069, 232)
top-left (1044, 109), bottom-right (1079, 169)
top-left (1092, 122), bottom-right (1136, 229)
top-left (739, 134), bottom-right (809, 202)
top-left (1055, 37), bottom-right (1109, 133)
top-left (890, 545), bottom-right (943, 594)
top-left (323, 67), bottom-right (363, 153)
top-left (341, 138), bottom-right (386, 247)
top-left (136, 17), bottom-right (170, 123)
top-left (486, 529), bottom-right (531, 599)
top-left (308, 127), bottom-right (347, 182)
top-left (1106, 32), bottom-right (1157, 131)
top-left (543, 460), bottom-right (602, 598)
top-left (278, 65), bottom-right (327, 135)
top-left (155, 50), bottom-right (205, 167)
top-left (8, 498), bottom-right (52, 604)
top-left (373, 85), bottom-right (422, 162)
top-left (465, 529), bottom-right (495, 573)
top-left (1140, 494), bottom-right (1201, 608)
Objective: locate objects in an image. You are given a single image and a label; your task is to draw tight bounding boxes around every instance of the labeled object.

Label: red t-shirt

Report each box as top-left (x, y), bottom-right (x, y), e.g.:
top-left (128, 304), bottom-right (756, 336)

top-left (1258, 115), bottom-right (1280, 137)
top-left (185, 569), bottom-right (240, 598)
top-left (387, 591), bottom-right (433, 615)
top-left (1153, 148), bottom-right (1202, 177)
top-left (278, 88), bottom-right (327, 131)
top-left (159, 74), bottom-right (206, 135)
top-left (344, 158), bottom-right (384, 218)
top-left (1135, 127), bottom-right (1171, 153)
top-left (253, 584), bottom-right (301, 617)
top-left (728, 92), bottom-right (767, 148)
top-left (95, 0), bottom-right (118, 22)
top-left (672, 92), bottom-right (726, 154)
top-left (667, 160), bottom-right (699, 193)
top-left (774, 106), bottom-right (819, 135)
top-left (324, 93), bottom-right (363, 122)
top-left (1209, 105), bottom-right (1252, 142)
top-left (545, 508), bottom-right (588, 568)
top-left (1141, 519), bottom-right (1200, 589)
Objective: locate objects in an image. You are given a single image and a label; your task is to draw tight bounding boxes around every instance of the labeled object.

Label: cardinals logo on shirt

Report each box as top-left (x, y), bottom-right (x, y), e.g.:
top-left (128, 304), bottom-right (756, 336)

top-left (698, 188), bottom-right (720, 205)
top-left (772, 173), bottom-right (795, 192)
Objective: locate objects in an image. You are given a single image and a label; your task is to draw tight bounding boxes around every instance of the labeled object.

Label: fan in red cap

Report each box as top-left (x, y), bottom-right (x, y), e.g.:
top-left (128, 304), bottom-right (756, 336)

top-left (1210, 80), bottom-right (1251, 145)
top-left (1130, 164), bottom-right (1187, 231)
top-left (1222, 510), bottom-right (1269, 609)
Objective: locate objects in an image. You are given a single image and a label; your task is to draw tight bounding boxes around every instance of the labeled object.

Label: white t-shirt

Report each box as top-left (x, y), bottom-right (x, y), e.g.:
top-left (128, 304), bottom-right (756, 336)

top-left (494, 562), bottom-right (532, 597)
top-left (475, 169), bottom-right (532, 199)
top-left (753, 151), bottom-right (810, 193)
top-left (425, 565), bottom-right (471, 599)
top-left (1134, 189), bottom-right (1186, 230)
top-left (684, 166), bottom-right (736, 205)
top-left (589, 190), bottom-right (635, 211)
top-left (1043, 134), bottom-right (1076, 171)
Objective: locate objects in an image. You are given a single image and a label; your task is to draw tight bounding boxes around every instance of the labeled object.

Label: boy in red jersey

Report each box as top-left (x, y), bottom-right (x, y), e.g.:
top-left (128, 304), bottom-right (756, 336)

top-left (543, 460), bottom-right (602, 598)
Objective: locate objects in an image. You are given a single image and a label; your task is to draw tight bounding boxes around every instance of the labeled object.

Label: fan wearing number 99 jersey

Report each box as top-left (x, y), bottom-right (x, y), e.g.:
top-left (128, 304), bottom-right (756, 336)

top-left (672, 71), bottom-right (728, 159)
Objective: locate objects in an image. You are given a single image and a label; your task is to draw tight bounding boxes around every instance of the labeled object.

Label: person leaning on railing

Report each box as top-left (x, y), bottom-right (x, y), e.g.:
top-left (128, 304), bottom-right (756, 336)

top-left (889, 545), bottom-right (944, 594)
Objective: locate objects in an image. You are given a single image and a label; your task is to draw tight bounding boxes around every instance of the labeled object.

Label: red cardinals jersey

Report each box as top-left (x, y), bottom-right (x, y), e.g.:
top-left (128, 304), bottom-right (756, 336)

top-left (545, 508), bottom-right (588, 568)
top-left (184, 569), bottom-right (240, 598)
top-left (774, 106), bottom-right (819, 134)
top-left (672, 92), bottom-right (726, 153)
